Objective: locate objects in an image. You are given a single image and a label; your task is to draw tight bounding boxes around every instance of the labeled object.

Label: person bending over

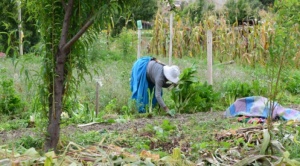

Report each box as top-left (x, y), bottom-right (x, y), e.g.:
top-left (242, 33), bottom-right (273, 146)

top-left (130, 56), bottom-right (180, 115)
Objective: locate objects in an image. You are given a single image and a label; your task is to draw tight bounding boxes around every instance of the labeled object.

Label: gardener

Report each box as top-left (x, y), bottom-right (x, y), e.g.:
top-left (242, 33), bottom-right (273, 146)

top-left (130, 56), bottom-right (180, 116)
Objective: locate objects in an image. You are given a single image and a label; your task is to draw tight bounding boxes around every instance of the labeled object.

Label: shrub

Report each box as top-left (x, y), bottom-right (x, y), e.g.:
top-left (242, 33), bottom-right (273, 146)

top-left (0, 69), bottom-right (24, 115)
top-left (171, 66), bottom-right (219, 113)
top-left (117, 27), bottom-right (136, 57)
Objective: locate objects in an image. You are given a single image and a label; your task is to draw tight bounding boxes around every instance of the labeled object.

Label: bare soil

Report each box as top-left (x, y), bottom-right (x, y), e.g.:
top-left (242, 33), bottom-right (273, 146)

top-left (0, 111), bottom-right (224, 145)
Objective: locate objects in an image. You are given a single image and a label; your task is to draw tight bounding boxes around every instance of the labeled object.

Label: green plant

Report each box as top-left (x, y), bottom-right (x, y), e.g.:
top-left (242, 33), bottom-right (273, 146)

top-left (0, 119), bottom-right (28, 131)
top-left (117, 27), bottom-right (136, 57)
top-left (104, 98), bottom-right (117, 113)
top-left (17, 135), bottom-right (44, 150)
top-left (171, 66), bottom-right (219, 113)
top-left (282, 72), bottom-right (300, 95)
top-left (73, 131), bottom-right (104, 146)
top-left (221, 79), bottom-right (268, 105)
top-left (147, 88), bottom-right (155, 113)
top-left (0, 69), bottom-right (24, 115)
top-left (225, 0), bottom-right (263, 25)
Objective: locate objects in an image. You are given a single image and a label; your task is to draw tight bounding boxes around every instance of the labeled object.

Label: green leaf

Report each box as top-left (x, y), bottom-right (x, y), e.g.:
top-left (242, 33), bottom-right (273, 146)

top-left (234, 155), bottom-right (272, 166)
top-left (23, 148), bottom-right (40, 157)
top-left (260, 129), bottom-right (270, 155)
top-left (44, 157), bottom-right (53, 166)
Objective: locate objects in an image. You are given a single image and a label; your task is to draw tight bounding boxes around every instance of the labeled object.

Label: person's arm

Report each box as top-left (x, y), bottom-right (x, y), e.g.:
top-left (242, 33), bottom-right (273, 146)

top-left (155, 80), bottom-right (169, 112)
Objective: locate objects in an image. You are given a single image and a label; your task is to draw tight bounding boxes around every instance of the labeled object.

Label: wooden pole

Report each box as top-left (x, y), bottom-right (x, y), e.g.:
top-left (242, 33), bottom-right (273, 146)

top-left (17, 0), bottom-right (23, 56)
top-left (137, 29), bottom-right (141, 59)
top-left (207, 30), bottom-right (213, 112)
top-left (95, 81), bottom-right (99, 117)
top-left (168, 12), bottom-right (173, 65)
top-left (95, 79), bottom-right (102, 117)
top-left (207, 30), bottom-right (213, 85)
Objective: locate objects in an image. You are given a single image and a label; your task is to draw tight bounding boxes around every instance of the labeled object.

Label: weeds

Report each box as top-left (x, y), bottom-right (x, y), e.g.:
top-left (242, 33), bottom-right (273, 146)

top-left (0, 69), bottom-right (24, 115)
top-left (171, 65), bottom-right (219, 113)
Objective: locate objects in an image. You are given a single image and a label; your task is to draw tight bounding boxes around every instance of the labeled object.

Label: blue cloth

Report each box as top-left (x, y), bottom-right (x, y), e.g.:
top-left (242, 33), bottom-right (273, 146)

top-left (224, 96), bottom-right (300, 121)
top-left (130, 56), bottom-right (158, 113)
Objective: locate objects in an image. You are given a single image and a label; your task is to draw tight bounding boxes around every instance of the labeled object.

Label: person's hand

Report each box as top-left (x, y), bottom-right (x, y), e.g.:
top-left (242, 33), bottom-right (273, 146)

top-left (167, 109), bottom-right (175, 117)
top-left (163, 106), bottom-right (170, 112)
top-left (164, 106), bottom-right (175, 117)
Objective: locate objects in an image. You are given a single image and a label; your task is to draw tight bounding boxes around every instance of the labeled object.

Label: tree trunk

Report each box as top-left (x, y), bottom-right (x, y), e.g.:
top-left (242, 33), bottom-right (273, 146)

top-left (45, 50), bottom-right (67, 152)
top-left (43, 0), bottom-right (94, 151)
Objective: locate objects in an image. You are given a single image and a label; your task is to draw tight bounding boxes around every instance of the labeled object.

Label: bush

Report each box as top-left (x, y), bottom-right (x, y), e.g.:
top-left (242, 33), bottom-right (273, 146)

top-left (117, 27), bottom-right (137, 57)
top-left (0, 69), bottom-right (24, 115)
top-left (171, 66), bottom-right (219, 113)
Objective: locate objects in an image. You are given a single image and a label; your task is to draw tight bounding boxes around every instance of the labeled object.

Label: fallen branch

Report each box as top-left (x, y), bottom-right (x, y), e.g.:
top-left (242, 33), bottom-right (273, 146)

top-left (77, 122), bottom-right (100, 127)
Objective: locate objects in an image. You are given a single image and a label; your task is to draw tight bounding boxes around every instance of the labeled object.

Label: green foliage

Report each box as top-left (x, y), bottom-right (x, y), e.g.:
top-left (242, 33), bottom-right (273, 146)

top-left (282, 72), bottom-right (300, 95)
top-left (75, 131), bottom-right (104, 145)
top-left (171, 66), bottom-right (219, 113)
top-left (0, 0), bottom-right (39, 55)
top-left (117, 28), bottom-right (136, 57)
top-left (182, 0), bottom-right (206, 24)
top-left (161, 119), bottom-right (176, 132)
top-left (274, 0), bottom-right (300, 28)
top-left (0, 118), bottom-right (28, 131)
top-left (104, 98), bottom-right (117, 113)
top-left (87, 33), bottom-right (121, 61)
top-left (0, 0), bottom-right (19, 55)
top-left (225, 0), bottom-right (263, 24)
top-left (221, 79), bottom-right (267, 101)
top-left (279, 124), bottom-right (300, 159)
top-left (131, 0), bottom-right (157, 22)
top-left (259, 0), bottom-right (275, 6)
top-left (111, 0), bottom-right (157, 36)
top-left (0, 69), bottom-right (24, 115)
top-left (17, 135), bottom-right (44, 150)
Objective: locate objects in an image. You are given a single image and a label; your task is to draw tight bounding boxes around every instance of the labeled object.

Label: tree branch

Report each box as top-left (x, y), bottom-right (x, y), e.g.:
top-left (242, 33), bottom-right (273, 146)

top-left (59, 0), bottom-right (74, 50)
top-left (62, 16), bottom-right (94, 51)
top-left (62, 0), bottom-right (67, 11)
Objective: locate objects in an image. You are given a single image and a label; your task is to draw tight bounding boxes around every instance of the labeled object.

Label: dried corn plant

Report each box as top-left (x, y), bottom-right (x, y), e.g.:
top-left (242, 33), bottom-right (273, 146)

top-left (149, 9), bottom-right (300, 68)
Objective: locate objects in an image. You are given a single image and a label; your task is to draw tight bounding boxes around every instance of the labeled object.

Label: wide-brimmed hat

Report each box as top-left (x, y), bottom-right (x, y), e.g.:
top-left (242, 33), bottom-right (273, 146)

top-left (163, 65), bottom-right (180, 84)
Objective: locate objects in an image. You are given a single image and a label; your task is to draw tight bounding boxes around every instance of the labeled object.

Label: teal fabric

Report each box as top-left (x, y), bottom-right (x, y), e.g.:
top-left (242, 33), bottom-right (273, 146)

top-left (130, 56), bottom-right (158, 113)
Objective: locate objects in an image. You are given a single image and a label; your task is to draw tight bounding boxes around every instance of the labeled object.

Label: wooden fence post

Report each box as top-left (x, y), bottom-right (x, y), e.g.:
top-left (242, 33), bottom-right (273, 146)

top-left (207, 30), bottom-right (213, 85)
top-left (137, 20), bottom-right (143, 59)
top-left (95, 79), bottom-right (103, 117)
top-left (207, 30), bottom-right (213, 112)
